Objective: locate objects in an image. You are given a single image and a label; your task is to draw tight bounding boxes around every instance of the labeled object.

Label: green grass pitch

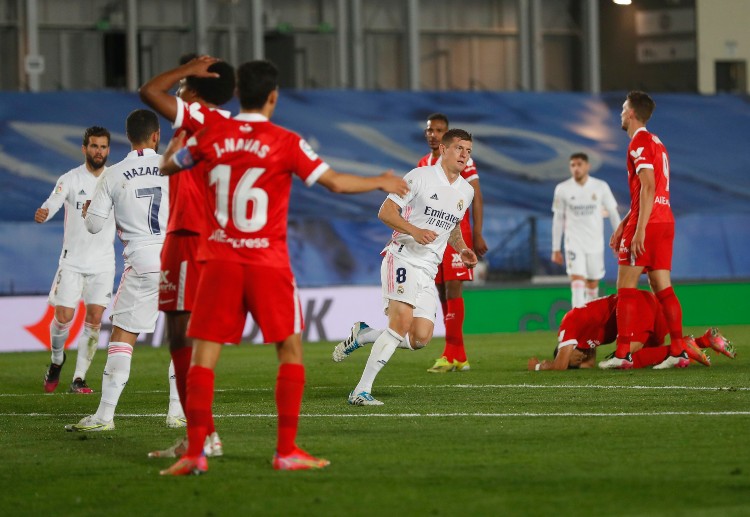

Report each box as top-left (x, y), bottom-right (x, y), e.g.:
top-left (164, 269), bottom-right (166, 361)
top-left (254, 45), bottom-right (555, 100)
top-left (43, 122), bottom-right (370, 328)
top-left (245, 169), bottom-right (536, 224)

top-left (2, 325), bottom-right (749, 517)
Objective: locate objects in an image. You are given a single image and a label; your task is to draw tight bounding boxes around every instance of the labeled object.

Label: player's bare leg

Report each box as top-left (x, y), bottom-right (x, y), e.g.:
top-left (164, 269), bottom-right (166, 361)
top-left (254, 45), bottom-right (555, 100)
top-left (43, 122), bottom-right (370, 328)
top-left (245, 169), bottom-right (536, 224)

top-left (69, 303), bottom-right (105, 394)
top-left (44, 305), bottom-right (75, 392)
top-left (273, 333), bottom-right (329, 470)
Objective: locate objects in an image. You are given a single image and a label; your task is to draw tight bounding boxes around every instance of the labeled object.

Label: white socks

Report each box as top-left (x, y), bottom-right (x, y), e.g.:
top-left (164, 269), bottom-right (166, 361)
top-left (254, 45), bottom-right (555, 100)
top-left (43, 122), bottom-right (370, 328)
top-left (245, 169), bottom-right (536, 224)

top-left (95, 342), bottom-right (133, 423)
top-left (353, 328), bottom-right (403, 394)
top-left (167, 360), bottom-right (185, 419)
top-left (571, 279), bottom-right (586, 308)
top-left (49, 317), bottom-right (71, 365)
top-left (73, 322), bottom-right (101, 381)
top-left (586, 286), bottom-right (599, 302)
top-left (358, 326), bottom-right (383, 345)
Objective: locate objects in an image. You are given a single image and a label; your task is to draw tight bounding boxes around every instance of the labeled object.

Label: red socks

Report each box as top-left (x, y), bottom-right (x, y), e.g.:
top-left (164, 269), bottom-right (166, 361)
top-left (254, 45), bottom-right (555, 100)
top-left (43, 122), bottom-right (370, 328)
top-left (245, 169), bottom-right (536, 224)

top-left (632, 346), bottom-right (669, 368)
top-left (171, 346), bottom-right (215, 434)
top-left (656, 287), bottom-right (685, 355)
top-left (615, 288), bottom-right (639, 358)
top-left (185, 365), bottom-right (215, 457)
top-left (276, 363), bottom-right (305, 456)
top-left (443, 298), bottom-right (466, 362)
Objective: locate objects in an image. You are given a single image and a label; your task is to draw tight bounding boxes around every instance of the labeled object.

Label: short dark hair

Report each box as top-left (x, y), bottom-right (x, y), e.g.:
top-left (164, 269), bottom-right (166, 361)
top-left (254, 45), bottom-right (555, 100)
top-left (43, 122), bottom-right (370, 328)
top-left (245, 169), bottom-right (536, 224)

top-left (82, 126), bottom-right (110, 146)
top-left (184, 61), bottom-right (236, 106)
top-left (441, 128), bottom-right (472, 145)
top-left (237, 60), bottom-right (279, 110)
top-left (626, 90), bottom-right (656, 123)
top-left (427, 113), bottom-right (449, 126)
top-left (126, 109), bottom-right (160, 145)
top-left (569, 152), bottom-right (588, 162)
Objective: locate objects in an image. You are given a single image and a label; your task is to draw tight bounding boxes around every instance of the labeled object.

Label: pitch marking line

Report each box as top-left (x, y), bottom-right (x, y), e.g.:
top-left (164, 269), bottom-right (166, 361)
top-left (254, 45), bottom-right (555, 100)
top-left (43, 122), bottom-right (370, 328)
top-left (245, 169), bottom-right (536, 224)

top-left (2, 383), bottom-right (748, 397)
top-left (3, 411), bottom-right (750, 419)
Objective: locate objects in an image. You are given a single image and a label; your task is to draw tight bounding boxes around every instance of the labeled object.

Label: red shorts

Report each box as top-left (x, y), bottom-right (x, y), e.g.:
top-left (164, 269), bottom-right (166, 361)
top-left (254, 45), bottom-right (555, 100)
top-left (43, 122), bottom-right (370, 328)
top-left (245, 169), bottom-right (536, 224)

top-left (435, 220), bottom-right (473, 284)
top-left (617, 222), bottom-right (674, 271)
top-left (188, 261), bottom-right (303, 344)
top-left (159, 232), bottom-right (202, 312)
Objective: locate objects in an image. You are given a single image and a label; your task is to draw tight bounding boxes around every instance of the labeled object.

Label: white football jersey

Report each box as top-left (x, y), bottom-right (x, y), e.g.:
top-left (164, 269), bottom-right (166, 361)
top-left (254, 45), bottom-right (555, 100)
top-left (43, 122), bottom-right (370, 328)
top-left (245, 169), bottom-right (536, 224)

top-left (87, 149), bottom-right (169, 274)
top-left (42, 164), bottom-right (116, 274)
top-left (551, 176), bottom-right (620, 253)
top-left (384, 164), bottom-right (474, 277)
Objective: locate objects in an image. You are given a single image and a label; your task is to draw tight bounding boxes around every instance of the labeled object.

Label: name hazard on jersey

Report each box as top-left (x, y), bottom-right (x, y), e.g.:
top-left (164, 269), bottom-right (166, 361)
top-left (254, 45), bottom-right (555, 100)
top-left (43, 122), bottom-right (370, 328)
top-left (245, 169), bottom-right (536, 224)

top-left (123, 166), bottom-right (160, 180)
top-left (208, 229), bottom-right (269, 249)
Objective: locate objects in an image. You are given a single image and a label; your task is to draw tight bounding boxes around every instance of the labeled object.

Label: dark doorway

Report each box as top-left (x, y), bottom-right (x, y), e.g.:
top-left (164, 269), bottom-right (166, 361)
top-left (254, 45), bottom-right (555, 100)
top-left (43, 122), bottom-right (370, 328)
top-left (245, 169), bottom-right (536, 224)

top-left (104, 32), bottom-right (127, 88)
top-left (715, 60), bottom-right (746, 93)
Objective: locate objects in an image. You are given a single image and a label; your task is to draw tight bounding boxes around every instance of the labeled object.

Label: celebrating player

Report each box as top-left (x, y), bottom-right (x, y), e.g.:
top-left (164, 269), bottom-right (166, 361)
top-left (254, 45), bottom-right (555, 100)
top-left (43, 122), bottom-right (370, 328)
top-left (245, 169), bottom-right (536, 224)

top-left (551, 152), bottom-right (620, 308)
top-left (527, 291), bottom-right (734, 371)
top-left (157, 59), bottom-right (408, 475)
top-left (336, 128), bottom-right (477, 406)
top-left (600, 91), bottom-right (688, 370)
top-left (418, 113), bottom-right (487, 373)
top-left (139, 54), bottom-right (235, 458)
top-left (65, 109), bottom-right (169, 432)
top-left (36, 126), bottom-right (115, 394)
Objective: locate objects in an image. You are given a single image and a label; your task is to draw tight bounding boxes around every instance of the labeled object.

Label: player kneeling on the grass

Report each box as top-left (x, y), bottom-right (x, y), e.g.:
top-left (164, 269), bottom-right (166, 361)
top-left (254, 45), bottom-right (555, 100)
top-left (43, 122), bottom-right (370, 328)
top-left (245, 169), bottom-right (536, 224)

top-left (156, 59), bottom-right (409, 475)
top-left (527, 291), bottom-right (734, 371)
top-left (338, 129), bottom-right (477, 406)
top-left (65, 110), bottom-right (169, 432)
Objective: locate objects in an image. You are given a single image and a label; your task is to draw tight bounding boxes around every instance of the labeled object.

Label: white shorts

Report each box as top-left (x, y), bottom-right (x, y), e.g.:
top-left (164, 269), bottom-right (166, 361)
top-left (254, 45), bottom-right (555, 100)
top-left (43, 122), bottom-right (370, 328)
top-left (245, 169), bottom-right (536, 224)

top-left (48, 267), bottom-right (114, 308)
top-left (380, 252), bottom-right (438, 324)
top-left (565, 249), bottom-right (605, 280)
top-left (110, 267), bottom-right (160, 333)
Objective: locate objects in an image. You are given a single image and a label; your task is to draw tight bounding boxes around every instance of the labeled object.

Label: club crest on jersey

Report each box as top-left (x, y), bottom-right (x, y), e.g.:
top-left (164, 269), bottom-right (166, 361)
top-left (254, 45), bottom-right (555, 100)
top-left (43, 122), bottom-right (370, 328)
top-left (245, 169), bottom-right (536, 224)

top-left (397, 285), bottom-right (404, 295)
top-left (457, 200), bottom-right (464, 211)
top-left (592, 193), bottom-right (597, 201)
top-left (630, 147), bottom-right (644, 159)
top-left (239, 124), bottom-right (253, 133)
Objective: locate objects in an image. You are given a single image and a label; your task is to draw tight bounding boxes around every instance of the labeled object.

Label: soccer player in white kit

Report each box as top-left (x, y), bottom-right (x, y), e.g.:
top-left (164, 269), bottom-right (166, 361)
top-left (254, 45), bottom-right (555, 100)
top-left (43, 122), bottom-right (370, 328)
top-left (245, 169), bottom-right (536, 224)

top-left (36, 126), bottom-right (116, 394)
top-left (337, 129), bottom-right (477, 405)
top-left (66, 109), bottom-right (170, 431)
top-left (551, 152), bottom-right (620, 308)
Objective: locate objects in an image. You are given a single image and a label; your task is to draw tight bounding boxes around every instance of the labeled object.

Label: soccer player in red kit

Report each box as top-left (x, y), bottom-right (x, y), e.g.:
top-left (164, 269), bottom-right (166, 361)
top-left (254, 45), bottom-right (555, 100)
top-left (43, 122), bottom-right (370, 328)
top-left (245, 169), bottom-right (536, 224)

top-left (139, 55), bottom-right (235, 457)
top-left (600, 91), bottom-right (688, 370)
top-left (527, 292), bottom-right (732, 371)
top-left (158, 60), bottom-right (408, 475)
top-left (418, 113), bottom-right (487, 373)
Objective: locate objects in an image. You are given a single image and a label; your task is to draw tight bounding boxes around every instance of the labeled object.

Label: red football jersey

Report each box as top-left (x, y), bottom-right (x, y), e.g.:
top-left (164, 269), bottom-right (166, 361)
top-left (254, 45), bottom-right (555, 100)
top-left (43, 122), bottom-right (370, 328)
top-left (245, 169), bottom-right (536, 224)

top-left (167, 99), bottom-right (231, 234)
top-left (625, 127), bottom-right (674, 230)
top-left (417, 153), bottom-right (477, 235)
top-left (558, 291), bottom-right (663, 350)
top-left (184, 113), bottom-right (329, 266)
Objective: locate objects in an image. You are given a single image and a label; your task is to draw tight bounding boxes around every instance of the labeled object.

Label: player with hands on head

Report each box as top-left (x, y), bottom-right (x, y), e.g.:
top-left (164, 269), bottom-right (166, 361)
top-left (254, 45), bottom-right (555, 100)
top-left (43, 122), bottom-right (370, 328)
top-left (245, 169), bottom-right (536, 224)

top-left (334, 129), bottom-right (477, 406)
top-left (139, 53), bottom-right (235, 457)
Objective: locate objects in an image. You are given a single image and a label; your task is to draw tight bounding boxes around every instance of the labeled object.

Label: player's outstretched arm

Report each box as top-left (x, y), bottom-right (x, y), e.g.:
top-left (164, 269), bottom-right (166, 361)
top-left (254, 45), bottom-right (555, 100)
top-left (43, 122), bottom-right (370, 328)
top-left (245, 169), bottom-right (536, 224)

top-left (468, 179), bottom-right (488, 256)
top-left (378, 199), bottom-right (437, 245)
top-left (448, 224), bottom-right (477, 268)
top-left (159, 132), bottom-right (189, 176)
top-left (316, 169), bottom-right (408, 196)
top-left (139, 56), bottom-right (220, 121)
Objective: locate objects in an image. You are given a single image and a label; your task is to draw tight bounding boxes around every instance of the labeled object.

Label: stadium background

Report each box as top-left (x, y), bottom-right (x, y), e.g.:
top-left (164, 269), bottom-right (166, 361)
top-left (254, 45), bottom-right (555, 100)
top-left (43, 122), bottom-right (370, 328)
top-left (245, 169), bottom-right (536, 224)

top-left (0, 0), bottom-right (748, 352)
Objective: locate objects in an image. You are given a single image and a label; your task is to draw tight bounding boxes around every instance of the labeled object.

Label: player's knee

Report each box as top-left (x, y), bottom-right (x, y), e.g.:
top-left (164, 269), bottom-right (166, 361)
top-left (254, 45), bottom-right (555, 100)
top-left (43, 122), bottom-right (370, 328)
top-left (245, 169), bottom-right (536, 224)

top-left (410, 330), bottom-right (433, 348)
top-left (54, 307), bottom-right (75, 325)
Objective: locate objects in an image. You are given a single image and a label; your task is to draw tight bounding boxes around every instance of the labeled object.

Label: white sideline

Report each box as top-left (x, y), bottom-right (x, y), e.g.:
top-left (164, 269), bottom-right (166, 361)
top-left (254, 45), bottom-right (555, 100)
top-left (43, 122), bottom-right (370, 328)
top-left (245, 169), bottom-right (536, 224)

top-left (2, 383), bottom-right (749, 397)
top-left (3, 411), bottom-right (750, 418)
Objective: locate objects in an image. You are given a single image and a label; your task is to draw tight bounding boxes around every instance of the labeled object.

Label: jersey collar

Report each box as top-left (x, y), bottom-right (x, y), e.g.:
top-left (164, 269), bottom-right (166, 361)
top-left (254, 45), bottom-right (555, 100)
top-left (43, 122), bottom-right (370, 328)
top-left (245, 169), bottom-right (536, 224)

top-left (127, 148), bottom-right (157, 158)
top-left (235, 113), bottom-right (268, 122)
top-left (632, 127), bottom-right (648, 138)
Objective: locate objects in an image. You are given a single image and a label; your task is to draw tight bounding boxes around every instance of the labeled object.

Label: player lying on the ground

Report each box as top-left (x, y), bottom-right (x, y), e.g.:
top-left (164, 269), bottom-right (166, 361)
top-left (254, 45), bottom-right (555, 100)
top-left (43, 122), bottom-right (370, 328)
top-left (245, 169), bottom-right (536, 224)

top-left (527, 291), bottom-right (735, 371)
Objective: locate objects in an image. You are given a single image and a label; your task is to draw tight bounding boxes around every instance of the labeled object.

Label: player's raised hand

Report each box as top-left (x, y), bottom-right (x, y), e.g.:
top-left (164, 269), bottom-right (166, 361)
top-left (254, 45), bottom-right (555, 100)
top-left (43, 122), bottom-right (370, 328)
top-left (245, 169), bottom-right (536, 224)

top-left (412, 228), bottom-right (438, 245)
top-left (460, 248), bottom-right (478, 269)
top-left (377, 170), bottom-right (409, 196)
top-left (34, 207), bottom-right (49, 223)
top-left (181, 55), bottom-right (220, 78)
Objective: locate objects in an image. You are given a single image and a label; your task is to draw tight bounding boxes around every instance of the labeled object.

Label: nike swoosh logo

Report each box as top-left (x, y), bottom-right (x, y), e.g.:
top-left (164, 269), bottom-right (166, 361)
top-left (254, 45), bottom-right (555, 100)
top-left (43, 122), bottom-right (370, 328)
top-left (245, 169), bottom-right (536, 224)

top-left (456, 272), bottom-right (467, 276)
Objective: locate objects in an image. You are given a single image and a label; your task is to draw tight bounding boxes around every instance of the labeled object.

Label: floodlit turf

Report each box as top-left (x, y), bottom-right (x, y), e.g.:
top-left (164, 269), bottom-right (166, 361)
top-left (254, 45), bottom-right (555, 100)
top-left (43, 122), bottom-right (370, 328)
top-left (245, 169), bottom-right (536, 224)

top-left (2, 325), bottom-right (749, 516)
